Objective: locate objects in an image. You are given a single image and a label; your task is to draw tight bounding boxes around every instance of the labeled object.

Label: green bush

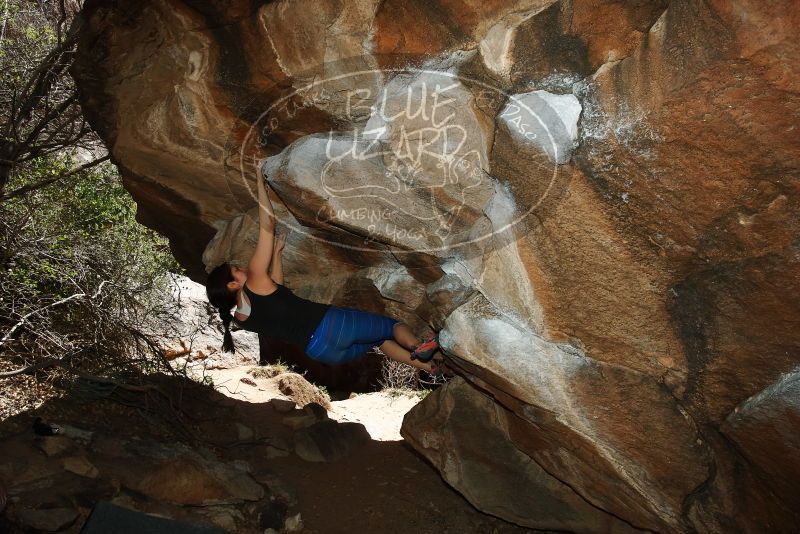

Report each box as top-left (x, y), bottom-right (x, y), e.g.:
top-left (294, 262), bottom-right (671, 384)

top-left (0, 154), bottom-right (181, 375)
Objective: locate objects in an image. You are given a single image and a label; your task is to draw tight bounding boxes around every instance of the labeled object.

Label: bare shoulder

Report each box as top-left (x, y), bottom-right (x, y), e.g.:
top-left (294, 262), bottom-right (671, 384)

top-left (244, 274), bottom-right (278, 296)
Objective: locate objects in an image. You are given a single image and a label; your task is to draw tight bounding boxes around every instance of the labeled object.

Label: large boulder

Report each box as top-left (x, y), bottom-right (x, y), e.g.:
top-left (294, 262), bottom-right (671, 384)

top-left (72, 0), bottom-right (800, 531)
top-left (403, 377), bottom-right (641, 533)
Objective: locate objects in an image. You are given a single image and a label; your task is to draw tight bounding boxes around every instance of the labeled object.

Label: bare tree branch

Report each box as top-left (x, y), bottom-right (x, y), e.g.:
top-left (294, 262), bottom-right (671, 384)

top-left (1, 292), bottom-right (86, 345)
top-left (1, 280), bottom-right (107, 345)
top-left (0, 4), bottom-right (89, 194)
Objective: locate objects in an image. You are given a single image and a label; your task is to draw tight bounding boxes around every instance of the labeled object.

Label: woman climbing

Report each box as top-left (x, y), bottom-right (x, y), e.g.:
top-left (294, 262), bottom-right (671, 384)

top-left (205, 164), bottom-right (442, 374)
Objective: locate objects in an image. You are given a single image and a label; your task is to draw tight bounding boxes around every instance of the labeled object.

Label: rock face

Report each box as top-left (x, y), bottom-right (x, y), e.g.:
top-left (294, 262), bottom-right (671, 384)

top-left (72, 0), bottom-right (800, 532)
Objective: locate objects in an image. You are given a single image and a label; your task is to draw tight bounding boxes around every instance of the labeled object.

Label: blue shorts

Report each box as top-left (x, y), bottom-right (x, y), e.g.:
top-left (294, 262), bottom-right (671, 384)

top-left (305, 306), bottom-right (400, 365)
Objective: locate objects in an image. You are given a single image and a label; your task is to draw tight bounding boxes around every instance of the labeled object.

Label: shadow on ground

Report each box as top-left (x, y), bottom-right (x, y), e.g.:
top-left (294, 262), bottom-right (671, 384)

top-left (0, 372), bottom-right (534, 533)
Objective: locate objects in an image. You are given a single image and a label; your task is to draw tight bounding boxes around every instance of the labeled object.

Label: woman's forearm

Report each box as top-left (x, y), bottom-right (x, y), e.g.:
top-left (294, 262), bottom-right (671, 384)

top-left (247, 164), bottom-right (276, 282)
top-left (256, 170), bottom-right (275, 232)
top-left (270, 251), bottom-right (284, 285)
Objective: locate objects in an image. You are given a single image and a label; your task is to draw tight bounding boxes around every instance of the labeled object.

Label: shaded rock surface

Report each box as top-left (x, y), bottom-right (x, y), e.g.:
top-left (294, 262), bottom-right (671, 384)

top-left (71, 0), bottom-right (800, 531)
top-left (403, 377), bottom-right (638, 533)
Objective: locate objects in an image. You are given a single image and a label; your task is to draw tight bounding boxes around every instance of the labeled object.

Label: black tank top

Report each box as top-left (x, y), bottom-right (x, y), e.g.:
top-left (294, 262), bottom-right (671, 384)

top-left (237, 284), bottom-right (330, 349)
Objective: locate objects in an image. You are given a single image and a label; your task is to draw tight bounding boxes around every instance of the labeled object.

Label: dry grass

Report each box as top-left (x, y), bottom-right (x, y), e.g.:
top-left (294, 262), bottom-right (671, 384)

top-left (383, 387), bottom-right (430, 400)
top-left (247, 361), bottom-right (291, 379)
top-left (276, 372), bottom-right (331, 409)
top-left (378, 357), bottom-right (419, 392)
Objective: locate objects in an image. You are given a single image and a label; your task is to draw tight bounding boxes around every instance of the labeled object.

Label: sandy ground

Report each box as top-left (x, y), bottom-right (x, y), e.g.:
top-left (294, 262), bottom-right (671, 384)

top-left (328, 391), bottom-right (422, 441)
top-left (200, 366), bottom-right (285, 402)
top-left (202, 365), bottom-right (422, 441)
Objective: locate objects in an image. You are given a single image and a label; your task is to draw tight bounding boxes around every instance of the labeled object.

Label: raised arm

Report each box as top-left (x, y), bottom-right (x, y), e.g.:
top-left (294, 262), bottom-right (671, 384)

top-left (246, 164), bottom-right (278, 295)
top-left (269, 233), bottom-right (286, 285)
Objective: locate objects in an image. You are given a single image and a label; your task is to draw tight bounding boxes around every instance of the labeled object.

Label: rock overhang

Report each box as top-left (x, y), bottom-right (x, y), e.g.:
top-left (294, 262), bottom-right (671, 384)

top-left (72, 0), bottom-right (800, 531)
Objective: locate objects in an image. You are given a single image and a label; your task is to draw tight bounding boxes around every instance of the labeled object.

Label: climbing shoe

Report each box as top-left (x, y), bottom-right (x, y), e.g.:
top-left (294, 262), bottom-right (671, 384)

top-left (410, 332), bottom-right (439, 363)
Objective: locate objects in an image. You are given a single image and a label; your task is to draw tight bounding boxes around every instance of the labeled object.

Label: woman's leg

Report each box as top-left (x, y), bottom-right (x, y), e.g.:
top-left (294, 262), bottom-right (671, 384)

top-left (340, 308), bottom-right (419, 349)
top-left (380, 340), bottom-right (433, 372)
top-left (337, 310), bottom-right (434, 370)
top-left (340, 308), bottom-right (430, 352)
top-left (330, 342), bottom-right (376, 365)
top-left (313, 307), bottom-right (436, 370)
top-left (309, 307), bottom-right (398, 364)
top-left (392, 322), bottom-right (422, 350)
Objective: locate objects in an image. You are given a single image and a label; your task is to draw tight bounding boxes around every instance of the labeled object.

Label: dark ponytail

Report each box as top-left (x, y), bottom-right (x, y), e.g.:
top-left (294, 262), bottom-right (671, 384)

top-left (220, 307), bottom-right (235, 353)
top-left (206, 263), bottom-right (238, 353)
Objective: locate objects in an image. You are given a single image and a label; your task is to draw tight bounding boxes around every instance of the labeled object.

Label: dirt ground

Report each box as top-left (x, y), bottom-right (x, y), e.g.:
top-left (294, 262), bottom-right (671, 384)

top-left (201, 366), bottom-right (535, 533)
top-left (0, 368), bottom-right (535, 533)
